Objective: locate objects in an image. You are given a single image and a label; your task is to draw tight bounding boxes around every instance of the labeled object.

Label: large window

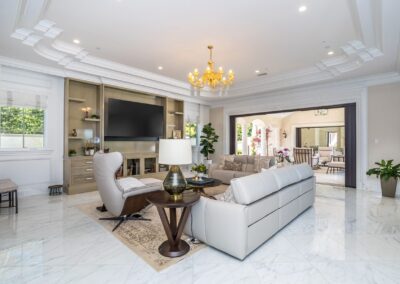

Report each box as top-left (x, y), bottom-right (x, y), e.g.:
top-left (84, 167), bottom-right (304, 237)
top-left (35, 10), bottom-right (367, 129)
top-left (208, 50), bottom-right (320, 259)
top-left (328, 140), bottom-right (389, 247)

top-left (0, 106), bottom-right (45, 149)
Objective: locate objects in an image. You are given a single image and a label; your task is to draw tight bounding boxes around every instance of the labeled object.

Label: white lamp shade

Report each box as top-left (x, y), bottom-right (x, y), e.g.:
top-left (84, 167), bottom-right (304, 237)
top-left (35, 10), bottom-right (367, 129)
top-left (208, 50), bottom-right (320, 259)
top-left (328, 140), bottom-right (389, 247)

top-left (158, 139), bottom-right (192, 165)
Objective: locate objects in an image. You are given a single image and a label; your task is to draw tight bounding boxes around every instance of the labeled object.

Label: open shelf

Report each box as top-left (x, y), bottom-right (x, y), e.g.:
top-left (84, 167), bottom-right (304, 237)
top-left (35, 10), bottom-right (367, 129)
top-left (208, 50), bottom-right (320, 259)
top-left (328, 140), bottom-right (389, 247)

top-left (68, 136), bottom-right (84, 140)
top-left (68, 97), bottom-right (86, 103)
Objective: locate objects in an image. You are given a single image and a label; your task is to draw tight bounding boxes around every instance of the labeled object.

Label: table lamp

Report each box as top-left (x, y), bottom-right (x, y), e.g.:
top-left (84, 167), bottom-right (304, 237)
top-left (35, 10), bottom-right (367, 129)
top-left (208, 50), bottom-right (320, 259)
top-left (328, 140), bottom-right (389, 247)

top-left (159, 139), bottom-right (192, 200)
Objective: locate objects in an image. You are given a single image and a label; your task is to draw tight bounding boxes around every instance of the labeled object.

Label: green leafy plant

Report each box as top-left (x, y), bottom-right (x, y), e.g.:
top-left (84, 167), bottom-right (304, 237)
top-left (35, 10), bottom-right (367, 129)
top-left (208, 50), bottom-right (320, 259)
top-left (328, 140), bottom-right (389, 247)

top-left (191, 163), bottom-right (207, 173)
top-left (185, 122), bottom-right (197, 138)
top-left (68, 149), bottom-right (77, 156)
top-left (366, 160), bottom-right (400, 180)
top-left (200, 123), bottom-right (219, 160)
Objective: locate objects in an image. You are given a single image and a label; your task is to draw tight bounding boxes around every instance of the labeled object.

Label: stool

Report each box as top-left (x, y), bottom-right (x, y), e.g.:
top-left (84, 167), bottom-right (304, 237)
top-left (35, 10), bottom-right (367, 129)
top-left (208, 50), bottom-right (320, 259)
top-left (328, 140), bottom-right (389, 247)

top-left (48, 184), bottom-right (63, 196)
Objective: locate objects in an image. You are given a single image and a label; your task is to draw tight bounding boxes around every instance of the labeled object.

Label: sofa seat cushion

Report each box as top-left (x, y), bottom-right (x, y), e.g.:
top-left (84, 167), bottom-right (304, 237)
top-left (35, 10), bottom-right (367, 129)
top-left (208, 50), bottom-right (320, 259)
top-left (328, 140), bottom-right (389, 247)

top-left (117, 177), bottom-right (145, 192)
top-left (293, 164), bottom-right (314, 180)
top-left (270, 167), bottom-right (301, 189)
top-left (278, 183), bottom-right (300, 207)
top-left (233, 171), bottom-right (254, 179)
top-left (327, 161), bottom-right (345, 168)
top-left (300, 177), bottom-right (315, 195)
top-left (231, 170), bottom-right (279, 205)
top-left (247, 193), bottom-right (278, 225)
top-left (210, 169), bottom-right (236, 184)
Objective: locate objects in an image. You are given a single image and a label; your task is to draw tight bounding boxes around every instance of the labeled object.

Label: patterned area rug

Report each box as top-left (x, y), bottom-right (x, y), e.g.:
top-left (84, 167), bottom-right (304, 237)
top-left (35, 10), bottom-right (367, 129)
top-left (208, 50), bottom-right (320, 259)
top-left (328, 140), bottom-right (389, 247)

top-left (75, 185), bottom-right (227, 272)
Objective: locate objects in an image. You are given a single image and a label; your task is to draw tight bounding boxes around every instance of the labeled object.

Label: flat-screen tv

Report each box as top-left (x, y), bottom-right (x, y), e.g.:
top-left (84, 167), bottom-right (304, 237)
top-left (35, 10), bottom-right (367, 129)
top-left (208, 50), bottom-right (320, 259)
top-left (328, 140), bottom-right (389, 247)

top-left (105, 98), bottom-right (164, 141)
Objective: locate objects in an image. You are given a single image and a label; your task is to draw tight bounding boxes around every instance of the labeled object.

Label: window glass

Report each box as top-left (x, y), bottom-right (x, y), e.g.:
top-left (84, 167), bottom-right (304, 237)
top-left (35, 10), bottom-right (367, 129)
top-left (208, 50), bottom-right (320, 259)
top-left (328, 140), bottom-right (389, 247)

top-left (0, 106), bottom-right (44, 149)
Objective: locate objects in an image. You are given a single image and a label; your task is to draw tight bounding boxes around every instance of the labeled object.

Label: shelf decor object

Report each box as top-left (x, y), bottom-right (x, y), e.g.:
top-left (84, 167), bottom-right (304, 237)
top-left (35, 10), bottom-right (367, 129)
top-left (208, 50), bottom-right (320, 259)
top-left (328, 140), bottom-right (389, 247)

top-left (188, 45), bottom-right (234, 90)
top-left (158, 139), bottom-right (192, 201)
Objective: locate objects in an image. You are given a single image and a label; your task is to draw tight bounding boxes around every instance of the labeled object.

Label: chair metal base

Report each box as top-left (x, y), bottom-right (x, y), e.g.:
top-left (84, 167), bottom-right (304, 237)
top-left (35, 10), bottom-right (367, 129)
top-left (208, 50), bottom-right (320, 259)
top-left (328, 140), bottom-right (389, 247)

top-left (99, 213), bottom-right (151, 232)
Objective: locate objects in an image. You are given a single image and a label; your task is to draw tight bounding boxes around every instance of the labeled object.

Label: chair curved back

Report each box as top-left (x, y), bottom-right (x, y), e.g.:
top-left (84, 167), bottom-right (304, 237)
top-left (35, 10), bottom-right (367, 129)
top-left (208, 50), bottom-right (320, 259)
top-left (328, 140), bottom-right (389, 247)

top-left (318, 146), bottom-right (333, 163)
top-left (93, 152), bottom-right (124, 216)
top-left (293, 147), bottom-right (314, 167)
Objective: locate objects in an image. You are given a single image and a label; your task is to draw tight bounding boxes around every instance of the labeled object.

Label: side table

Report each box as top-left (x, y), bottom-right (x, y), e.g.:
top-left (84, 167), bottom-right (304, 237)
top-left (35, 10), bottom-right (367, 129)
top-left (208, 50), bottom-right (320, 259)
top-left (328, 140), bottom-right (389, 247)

top-left (186, 178), bottom-right (222, 200)
top-left (147, 191), bottom-right (200, 258)
top-left (0, 179), bottom-right (18, 214)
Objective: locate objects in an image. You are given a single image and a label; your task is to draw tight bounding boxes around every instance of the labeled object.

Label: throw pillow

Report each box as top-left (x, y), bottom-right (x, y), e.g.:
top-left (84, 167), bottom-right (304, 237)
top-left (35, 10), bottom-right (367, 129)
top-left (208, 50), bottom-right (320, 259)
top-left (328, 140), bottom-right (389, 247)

top-left (216, 186), bottom-right (236, 203)
top-left (223, 160), bottom-right (242, 171)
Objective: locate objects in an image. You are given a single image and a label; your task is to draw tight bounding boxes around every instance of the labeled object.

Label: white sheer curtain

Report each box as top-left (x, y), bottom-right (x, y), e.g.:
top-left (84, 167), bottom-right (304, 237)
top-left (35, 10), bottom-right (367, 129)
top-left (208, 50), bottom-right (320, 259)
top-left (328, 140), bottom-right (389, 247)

top-left (0, 88), bottom-right (48, 109)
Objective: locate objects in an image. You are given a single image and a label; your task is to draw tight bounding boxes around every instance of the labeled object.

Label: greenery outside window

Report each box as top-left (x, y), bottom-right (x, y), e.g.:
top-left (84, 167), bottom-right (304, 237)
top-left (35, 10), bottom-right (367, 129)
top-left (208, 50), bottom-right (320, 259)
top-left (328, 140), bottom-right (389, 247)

top-left (185, 122), bottom-right (198, 146)
top-left (0, 106), bottom-right (45, 149)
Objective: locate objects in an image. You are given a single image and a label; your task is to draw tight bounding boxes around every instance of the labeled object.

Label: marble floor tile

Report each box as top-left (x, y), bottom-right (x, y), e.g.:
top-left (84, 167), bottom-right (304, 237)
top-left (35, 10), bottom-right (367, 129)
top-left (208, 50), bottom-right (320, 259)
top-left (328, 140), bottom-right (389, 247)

top-left (0, 185), bottom-right (399, 283)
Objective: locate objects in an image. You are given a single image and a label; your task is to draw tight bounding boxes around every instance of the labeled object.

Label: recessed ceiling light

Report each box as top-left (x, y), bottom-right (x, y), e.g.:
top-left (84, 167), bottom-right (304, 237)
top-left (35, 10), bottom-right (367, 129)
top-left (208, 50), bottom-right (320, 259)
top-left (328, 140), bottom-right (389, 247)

top-left (158, 66), bottom-right (163, 70)
top-left (298, 5), bottom-right (307, 12)
top-left (73, 39), bottom-right (80, 44)
top-left (328, 51), bottom-right (335, 56)
top-left (255, 70), bottom-right (260, 74)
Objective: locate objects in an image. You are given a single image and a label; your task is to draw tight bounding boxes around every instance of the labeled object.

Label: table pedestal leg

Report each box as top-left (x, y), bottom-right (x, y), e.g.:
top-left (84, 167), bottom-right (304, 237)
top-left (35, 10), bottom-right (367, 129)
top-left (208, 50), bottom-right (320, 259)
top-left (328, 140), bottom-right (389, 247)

top-left (156, 206), bottom-right (192, 258)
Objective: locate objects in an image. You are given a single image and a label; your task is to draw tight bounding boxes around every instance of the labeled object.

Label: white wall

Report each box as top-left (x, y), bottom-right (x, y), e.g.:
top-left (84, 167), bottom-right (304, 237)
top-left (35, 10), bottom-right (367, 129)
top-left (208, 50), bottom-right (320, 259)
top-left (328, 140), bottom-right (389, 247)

top-left (367, 82), bottom-right (400, 196)
top-left (184, 101), bottom-right (210, 164)
top-left (0, 66), bottom-right (64, 196)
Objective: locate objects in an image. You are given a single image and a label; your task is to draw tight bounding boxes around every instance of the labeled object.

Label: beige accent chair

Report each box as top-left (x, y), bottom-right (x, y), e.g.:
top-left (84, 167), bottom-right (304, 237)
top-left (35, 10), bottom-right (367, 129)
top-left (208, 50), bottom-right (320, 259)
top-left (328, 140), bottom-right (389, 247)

top-left (318, 147), bottom-right (333, 165)
top-left (93, 152), bottom-right (162, 231)
top-left (209, 155), bottom-right (276, 184)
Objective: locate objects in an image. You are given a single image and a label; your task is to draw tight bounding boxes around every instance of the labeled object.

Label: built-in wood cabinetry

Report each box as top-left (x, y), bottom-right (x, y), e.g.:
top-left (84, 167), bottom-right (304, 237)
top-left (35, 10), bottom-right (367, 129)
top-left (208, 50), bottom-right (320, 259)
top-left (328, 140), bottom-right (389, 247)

top-left (64, 78), bottom-right (184, 194)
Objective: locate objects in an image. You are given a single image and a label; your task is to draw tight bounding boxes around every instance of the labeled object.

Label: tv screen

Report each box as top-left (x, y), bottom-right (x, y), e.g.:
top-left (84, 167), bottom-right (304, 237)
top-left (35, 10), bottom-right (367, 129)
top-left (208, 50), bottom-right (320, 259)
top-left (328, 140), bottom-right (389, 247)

top-left (105, 98), bottom-right (164, 141)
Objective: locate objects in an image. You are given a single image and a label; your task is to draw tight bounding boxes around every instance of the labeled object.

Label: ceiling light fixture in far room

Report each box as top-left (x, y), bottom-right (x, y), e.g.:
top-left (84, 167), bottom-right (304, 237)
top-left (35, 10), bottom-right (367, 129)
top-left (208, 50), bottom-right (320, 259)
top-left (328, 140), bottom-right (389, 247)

top-left (73, 39), bottom-right (80, 44)
top-left (188, 45), bottom-right (234, 96)
top-left (255, 70), bottom-right (260, 74)
top-left (298, 5), bottom-right (307, 12)
top-left (158, 66), bottom-right (163, 70)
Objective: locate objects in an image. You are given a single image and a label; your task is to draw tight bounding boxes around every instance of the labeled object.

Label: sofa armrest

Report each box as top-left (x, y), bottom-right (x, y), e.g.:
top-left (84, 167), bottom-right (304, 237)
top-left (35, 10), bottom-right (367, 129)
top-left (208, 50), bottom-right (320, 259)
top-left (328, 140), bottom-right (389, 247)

top-left (208, 163), bottom-right (221, 176)
top-left (185, 197), bottom-right (249, 259)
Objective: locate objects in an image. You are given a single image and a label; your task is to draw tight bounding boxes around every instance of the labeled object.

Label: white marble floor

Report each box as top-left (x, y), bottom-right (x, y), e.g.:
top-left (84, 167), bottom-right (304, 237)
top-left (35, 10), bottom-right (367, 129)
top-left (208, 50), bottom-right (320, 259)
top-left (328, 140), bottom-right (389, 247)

top-left (1, 185), bottom-right (400, 284)
top-left (314, 168), bottom-right (345, 186)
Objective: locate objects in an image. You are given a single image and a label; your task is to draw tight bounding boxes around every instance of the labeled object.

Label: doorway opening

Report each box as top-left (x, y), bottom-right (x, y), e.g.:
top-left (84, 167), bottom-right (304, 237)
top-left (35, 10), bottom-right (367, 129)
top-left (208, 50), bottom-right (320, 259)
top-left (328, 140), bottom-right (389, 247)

top-left (229, 104), bottom-right (356, 188)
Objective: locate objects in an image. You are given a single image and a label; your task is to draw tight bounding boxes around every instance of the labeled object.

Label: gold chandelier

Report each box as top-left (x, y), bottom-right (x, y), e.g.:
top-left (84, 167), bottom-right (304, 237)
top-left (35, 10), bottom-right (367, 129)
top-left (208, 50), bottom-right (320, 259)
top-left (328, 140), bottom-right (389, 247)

top-left (188, 45), bottom-right (234, 90)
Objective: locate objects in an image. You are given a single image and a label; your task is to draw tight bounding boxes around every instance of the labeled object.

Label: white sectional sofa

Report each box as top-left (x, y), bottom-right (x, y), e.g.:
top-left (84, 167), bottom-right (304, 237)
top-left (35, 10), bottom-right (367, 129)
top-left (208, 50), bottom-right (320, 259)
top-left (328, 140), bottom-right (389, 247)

top-left (184, 164), bottom-right (315, 260)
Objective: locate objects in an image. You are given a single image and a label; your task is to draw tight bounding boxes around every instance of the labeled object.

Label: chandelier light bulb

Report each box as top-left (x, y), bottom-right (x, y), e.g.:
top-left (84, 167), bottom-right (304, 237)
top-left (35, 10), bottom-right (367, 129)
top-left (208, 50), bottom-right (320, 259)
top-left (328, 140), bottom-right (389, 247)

top-left (187, 45), bottom-right (234, 92)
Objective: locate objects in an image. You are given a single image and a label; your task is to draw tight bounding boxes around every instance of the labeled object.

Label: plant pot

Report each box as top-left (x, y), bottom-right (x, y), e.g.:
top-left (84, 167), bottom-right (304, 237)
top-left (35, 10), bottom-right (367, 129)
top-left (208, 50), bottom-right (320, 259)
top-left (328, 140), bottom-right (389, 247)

top-left (205, 159), bottom-right (212, 165)
top-left (380, 177), bottom-right (397, 198)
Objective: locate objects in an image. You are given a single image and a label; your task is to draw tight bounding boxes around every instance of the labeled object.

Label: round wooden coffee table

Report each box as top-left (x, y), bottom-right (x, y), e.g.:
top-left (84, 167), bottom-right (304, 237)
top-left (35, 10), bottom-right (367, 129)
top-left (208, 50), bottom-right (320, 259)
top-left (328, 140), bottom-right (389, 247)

top-left (147, 191), bottom-right (200, 258)
top-left (186, 178), bottom-right (222, 200)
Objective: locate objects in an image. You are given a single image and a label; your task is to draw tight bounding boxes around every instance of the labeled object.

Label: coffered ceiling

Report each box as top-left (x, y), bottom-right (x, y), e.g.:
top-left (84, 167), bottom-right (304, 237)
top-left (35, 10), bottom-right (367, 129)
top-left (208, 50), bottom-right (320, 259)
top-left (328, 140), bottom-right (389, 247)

top-left (0, 0), bottom-right (399, 101)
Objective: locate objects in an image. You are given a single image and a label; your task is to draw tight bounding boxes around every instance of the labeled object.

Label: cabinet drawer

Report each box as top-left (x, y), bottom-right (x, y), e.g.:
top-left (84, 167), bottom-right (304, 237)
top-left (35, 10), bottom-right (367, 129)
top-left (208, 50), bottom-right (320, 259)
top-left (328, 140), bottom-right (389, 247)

top-left (71, 159), bottom-right (94, 167)
top-left (72, 175), bottom-right (95, 185)
top-left (72, 167), bottom-right (94, 175)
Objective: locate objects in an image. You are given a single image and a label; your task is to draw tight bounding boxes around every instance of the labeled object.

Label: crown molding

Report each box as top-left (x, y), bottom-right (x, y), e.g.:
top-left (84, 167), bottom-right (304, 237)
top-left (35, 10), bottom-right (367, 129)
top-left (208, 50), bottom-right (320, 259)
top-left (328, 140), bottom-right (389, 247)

top-left (6, 0), bottom-right (393, 102)
top-left (211, 71), bottom-right (400, 107)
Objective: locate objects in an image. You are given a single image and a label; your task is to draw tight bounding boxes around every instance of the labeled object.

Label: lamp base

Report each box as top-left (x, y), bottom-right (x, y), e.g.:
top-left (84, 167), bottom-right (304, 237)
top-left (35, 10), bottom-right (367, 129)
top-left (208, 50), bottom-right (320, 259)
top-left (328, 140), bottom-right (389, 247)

top-left (163, 165), bottom-right (187, 200)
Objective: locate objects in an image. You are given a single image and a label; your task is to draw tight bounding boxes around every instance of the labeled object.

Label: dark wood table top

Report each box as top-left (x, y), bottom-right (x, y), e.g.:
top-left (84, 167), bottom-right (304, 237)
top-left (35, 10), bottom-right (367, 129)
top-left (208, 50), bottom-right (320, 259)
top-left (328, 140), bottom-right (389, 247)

top-left (186, 178), bottom-right (222, 189)
top-left (147, 191), bottom-right (200, 208)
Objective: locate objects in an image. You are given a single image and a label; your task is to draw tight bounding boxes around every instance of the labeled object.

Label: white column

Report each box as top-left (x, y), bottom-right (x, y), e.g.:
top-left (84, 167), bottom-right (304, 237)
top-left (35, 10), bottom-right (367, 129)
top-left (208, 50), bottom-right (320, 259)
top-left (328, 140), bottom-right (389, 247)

top-left (242, 123), bottom-right (248, 155)
top-left (260, 127), bottom-right (266, 156)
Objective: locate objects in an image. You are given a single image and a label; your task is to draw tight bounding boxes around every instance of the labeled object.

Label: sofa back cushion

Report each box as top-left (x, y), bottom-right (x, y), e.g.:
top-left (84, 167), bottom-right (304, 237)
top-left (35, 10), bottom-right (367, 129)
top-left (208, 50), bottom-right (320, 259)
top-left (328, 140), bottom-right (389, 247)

top-left (293, 163), bottom-right (314, 181)
top-left (231, 171), bottom-right (279, 205)
top-left (270, 167), bottom-right (301, 189)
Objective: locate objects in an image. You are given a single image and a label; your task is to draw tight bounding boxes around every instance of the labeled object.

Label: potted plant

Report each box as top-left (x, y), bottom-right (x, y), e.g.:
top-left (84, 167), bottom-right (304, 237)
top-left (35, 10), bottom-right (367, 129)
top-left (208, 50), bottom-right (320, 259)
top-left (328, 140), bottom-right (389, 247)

top-left (191, 163), bottom-right (207, 180)
top-left (68, 149), bottom-right (77, 157)
top-left (200, 123), bottom-right (219, 164)
top-left (366, 159), bottom-right (400, 197)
